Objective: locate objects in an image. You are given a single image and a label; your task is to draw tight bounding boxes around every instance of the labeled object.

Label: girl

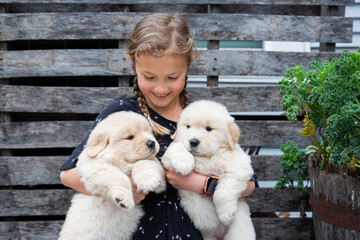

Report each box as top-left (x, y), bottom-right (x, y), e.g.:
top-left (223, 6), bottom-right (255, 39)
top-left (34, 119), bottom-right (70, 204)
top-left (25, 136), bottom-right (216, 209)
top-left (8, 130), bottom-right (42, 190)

top-left (60, 13), bottom-right (255, 239)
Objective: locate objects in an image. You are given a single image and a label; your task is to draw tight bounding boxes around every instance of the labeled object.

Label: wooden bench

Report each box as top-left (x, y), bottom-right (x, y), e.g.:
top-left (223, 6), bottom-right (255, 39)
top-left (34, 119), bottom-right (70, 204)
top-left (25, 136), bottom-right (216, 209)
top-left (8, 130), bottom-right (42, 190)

top-left (0, 1), bottom-right (354, 239)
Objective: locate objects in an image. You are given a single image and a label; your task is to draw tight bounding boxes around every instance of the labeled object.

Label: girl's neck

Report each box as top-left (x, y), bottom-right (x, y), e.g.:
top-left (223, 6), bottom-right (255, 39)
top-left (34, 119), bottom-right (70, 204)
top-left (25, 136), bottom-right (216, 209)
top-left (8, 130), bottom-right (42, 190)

top-left (147, 99), bottom-right (183, 122)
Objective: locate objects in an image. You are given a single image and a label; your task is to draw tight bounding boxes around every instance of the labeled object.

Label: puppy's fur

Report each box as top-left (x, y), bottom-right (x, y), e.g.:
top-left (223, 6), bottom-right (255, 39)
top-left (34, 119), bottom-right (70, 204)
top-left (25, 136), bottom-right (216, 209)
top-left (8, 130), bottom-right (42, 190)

top-left (59, 112), bottom-right (166, 240)
top-left (162, 100), bottom-right (255, 240)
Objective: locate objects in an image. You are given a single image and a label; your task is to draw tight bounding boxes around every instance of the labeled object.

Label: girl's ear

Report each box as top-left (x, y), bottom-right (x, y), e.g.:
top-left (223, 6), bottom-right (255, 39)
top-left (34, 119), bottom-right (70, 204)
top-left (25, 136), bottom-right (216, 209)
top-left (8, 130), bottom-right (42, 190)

top-left (86, 131), bottom-right (109, 158)
top-left (227, 120), bottom-right (240, 150)
top-left (126, 54), bottom-right (133, 63)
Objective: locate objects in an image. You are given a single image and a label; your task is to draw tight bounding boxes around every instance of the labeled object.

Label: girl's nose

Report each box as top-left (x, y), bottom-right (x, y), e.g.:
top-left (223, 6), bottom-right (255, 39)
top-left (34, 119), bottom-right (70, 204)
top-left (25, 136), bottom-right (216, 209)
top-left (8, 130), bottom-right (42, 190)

top-left (153, 82), bottom-right (168, 94)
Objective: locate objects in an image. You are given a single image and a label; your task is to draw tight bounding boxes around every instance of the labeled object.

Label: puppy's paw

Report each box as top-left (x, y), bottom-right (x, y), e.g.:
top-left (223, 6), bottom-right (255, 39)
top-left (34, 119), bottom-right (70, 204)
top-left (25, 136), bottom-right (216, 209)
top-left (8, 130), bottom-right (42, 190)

top-left (171, 151), bottom-right (195, 175)
top-left (153, 177), bottom-right (167, 193)
top-left (109, 187), bottom-right (134, 210)
top-left (134, 174), bottom-right (163, 193)
top-left (132, 160), bottom-right (166, 192)
top-left (161, 154), bottom-right (173, 170)
top-left (216, 205), bottom-right (236, 226)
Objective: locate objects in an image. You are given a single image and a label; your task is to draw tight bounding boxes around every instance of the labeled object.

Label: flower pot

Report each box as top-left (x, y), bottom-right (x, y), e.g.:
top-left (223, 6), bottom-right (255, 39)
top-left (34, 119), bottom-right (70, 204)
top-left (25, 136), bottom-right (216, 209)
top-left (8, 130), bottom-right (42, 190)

top-left (309, 167), bottom-right (360, 240)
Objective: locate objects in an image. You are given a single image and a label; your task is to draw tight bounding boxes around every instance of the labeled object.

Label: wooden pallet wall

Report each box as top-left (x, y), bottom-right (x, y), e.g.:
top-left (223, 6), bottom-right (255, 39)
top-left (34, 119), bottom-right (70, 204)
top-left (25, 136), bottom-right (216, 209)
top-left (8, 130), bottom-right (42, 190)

top-left (0, 0), bottom-right (354, 239)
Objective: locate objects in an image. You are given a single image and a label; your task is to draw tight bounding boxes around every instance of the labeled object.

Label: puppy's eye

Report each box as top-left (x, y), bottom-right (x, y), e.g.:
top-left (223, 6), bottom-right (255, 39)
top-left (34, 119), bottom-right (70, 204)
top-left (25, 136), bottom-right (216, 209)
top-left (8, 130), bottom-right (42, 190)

top-left (126, 135), bottom-right (134, 140)
top-left (186, 125), bottom-right (190, 129)
top-left (206, 126), bottom-right (213, 132)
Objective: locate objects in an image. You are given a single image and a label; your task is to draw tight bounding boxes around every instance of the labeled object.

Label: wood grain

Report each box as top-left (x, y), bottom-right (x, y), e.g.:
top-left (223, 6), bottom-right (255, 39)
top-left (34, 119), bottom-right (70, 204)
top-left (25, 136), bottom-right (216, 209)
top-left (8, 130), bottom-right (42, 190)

top-left (0, 50), bottom-right (341, 78)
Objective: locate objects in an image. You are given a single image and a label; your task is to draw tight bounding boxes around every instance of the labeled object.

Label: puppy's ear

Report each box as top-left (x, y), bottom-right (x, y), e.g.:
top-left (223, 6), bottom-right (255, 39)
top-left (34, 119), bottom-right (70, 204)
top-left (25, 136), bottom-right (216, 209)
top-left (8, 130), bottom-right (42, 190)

top-left (227, 120), bottom-right (240, 150)
top-left (86, 132), bottom-right (109, 158)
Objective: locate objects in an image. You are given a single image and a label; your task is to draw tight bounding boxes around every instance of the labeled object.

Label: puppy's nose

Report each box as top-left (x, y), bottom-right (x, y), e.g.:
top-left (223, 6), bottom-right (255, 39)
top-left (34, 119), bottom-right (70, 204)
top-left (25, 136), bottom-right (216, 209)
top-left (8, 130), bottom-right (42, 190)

top-left (146, 140), bottom-right (156, 149)
top-left (189, 139), bottom-right (199, 148)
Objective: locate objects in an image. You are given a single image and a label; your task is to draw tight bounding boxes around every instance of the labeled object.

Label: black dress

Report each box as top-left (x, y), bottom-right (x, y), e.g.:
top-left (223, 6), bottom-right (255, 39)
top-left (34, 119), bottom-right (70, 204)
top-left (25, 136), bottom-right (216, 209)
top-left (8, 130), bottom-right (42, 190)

top-left (60, 97), bottom-right (204, 240)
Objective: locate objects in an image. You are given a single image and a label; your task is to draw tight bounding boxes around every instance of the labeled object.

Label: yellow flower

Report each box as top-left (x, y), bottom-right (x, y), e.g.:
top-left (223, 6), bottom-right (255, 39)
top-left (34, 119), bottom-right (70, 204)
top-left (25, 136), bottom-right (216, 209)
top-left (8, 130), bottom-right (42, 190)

top-left (301, 115), bottom-right (315, 137)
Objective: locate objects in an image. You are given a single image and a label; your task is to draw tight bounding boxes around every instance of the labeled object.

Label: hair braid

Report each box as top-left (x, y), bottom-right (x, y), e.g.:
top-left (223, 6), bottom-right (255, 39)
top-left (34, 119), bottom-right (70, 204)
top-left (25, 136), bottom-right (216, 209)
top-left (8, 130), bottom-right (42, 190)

top-left (133, 76), bottom-right (170, 135)
top-left (179, 76), bottom-right (190, 108)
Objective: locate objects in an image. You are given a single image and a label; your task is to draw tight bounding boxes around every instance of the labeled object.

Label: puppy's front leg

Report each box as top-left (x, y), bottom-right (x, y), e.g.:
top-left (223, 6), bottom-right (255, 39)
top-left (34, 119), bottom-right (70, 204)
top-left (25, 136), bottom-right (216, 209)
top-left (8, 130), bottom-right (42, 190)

top-left (78, 162), bottom-right (134, 209)
top-left (212, 176), bottom-right (248, 226)
top-left (132, 160), bottom-right (166, 193)
top-left (162, 142), bottom-right (195, 175)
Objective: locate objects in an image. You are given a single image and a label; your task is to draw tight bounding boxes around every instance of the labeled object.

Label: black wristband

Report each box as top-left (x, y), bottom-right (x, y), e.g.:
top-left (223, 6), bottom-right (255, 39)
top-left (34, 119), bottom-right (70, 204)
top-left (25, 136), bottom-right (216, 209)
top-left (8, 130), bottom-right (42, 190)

top-left (205, 175), bottom-right (221, 195)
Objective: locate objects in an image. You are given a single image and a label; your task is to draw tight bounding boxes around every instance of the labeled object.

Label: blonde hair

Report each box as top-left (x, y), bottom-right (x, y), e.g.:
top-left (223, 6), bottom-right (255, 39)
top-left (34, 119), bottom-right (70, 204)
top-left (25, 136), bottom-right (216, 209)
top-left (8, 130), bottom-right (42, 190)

top-left (128, 14), bottom-right (195, 135)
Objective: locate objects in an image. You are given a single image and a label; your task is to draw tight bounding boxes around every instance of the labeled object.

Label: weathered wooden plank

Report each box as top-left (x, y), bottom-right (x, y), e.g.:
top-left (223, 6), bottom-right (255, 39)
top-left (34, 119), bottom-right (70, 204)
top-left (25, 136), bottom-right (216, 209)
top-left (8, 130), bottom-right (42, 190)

top-left (0, 188), bottom-right (308, 216)
top-left (0, 155), bottom-right (281, 186)
top-left (0, 0), bottom-right (353, 5)
top-left (0, 218), bottom-right (314, 240)
top-left (0, 189), bottom-right (75, 216)
top-left (252, 155), bottom-right (282, 180)
top-left (0, 221), bottom-right (64, 240)
top-left (0, 120), bottom-right (312, 149)
top-left (7, 3), bottom-right (322, 16)
top-left (248, 188), bottom-right (311, 212)
top-left (0, 12), bottom-right (352, 42)
top-left (7, 120), bottom-right (310, 148)
top-left (0, 49), bottom-right (341, 78)
top-left (0, 156), bottom-right (65, 186)
top-left (0, 85), bottom-right (282, 113)
top-left (254, 218), bottom-right (314, 240)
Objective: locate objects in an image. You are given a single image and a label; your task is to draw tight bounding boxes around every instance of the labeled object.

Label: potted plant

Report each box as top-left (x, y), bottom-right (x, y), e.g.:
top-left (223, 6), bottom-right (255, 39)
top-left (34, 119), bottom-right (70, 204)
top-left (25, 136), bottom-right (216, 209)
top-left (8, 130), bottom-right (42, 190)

top-left (274, 49), bottom-right (360, 239)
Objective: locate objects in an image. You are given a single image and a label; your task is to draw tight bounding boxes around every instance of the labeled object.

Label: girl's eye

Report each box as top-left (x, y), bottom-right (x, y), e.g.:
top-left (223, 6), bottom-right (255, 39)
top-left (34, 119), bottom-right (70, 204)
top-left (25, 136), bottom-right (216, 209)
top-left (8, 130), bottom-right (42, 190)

top-left (206, 126), bottom-right (213, 132)
top-left (168, 76), bottom-right (179, 80)
top-left (126, 135), bottom-right (134, 140)
top-left (144, 76), bottom-right (154, 80)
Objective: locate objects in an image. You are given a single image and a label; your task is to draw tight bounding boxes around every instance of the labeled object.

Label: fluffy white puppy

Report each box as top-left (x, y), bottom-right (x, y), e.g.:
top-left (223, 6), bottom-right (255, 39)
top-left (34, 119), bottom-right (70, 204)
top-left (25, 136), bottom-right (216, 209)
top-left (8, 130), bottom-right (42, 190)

top-left (59, 111), bottom-right (166, 240)
top-left (162, 100), bottom-right (255, 240)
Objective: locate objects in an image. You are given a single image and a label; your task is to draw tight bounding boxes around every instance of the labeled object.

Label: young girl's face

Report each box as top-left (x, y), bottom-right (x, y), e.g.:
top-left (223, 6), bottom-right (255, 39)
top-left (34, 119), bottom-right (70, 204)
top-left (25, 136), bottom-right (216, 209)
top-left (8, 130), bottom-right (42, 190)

top-left (135, 54), bottom-right (187, 112)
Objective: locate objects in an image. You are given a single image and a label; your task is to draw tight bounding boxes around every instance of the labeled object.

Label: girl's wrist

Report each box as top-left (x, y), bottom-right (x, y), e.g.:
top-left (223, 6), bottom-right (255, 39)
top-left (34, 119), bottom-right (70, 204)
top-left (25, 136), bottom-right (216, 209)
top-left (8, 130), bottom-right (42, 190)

top-left (202, 175), bottom-right (221, 196)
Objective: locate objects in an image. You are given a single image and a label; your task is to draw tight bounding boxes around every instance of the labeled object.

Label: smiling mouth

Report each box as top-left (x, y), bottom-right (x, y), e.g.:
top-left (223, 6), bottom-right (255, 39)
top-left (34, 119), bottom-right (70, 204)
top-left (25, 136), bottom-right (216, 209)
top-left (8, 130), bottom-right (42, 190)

top-left (153, 92), bottom-right (170, 98)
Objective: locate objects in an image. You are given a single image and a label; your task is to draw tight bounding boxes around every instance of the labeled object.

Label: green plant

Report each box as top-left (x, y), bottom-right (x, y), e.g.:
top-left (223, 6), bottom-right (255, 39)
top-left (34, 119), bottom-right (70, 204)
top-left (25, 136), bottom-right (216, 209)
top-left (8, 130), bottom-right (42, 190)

top-left (274, 141), bottom-right (308, 196)
top-left (275, 49), bottom-right (360, 195)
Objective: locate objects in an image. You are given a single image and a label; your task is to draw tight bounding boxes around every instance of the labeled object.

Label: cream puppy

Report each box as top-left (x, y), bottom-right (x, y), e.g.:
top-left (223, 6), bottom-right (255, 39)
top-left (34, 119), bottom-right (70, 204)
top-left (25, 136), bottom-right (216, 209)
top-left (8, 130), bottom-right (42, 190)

top-left (59, 111), bottom-right (166, 240)
top-left (162, 100), bottom-right (255, 240)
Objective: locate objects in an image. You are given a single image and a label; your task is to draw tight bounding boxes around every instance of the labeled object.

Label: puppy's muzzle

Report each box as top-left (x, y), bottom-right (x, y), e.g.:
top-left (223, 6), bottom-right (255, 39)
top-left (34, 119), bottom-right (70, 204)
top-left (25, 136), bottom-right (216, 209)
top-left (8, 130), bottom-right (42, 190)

top-left (146, 140), bottom-right (156, 149)
top-left (189, 139), bottom-right (200, 148)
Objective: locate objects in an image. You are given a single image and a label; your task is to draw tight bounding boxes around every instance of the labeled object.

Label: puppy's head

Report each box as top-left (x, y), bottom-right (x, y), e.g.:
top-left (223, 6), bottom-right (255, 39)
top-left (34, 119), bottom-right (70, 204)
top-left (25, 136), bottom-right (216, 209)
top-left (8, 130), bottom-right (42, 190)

top-left (176, 100), bottom-right (240, 156)
top-left (86, 111), bottom-right (159, 164)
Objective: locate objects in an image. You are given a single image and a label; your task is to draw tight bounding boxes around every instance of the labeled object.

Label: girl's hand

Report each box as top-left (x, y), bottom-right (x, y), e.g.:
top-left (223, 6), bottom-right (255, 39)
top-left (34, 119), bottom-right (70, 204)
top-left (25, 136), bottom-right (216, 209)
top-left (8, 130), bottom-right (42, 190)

top-left (128, 176), bottom-right (149, 204)
top-left (165, 169), bottom-right (206, 194)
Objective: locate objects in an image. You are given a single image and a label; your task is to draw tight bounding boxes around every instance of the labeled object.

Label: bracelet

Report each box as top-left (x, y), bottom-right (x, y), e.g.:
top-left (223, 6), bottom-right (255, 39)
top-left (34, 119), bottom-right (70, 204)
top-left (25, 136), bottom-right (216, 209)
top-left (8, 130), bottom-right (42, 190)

top-left (202, 174), bottom-right (221, 196)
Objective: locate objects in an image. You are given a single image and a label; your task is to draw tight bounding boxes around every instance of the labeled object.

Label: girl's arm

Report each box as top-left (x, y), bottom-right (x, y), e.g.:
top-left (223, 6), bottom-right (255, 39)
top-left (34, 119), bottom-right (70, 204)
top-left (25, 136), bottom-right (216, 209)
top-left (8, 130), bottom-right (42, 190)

top-left (60, 167), bottom-right (91, 195)
top-left (165, 169), bottom-right (255, 197)
top-left (60, 167), bottom-right (148, 204)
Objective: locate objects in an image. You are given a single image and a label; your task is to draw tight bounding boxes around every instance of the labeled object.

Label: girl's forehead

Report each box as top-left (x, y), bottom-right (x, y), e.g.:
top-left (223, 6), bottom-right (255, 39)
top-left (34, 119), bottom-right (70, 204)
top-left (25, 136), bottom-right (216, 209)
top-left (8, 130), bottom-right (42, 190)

top-left (136, 54), bottom-right (187, 73)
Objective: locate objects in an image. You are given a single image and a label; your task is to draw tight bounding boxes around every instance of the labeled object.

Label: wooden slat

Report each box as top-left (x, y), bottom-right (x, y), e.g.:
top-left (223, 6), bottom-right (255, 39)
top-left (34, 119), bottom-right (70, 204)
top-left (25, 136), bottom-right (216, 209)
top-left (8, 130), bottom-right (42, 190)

top-left (0, 218), bottom-right (314, 240)
top-left (0, 12), bottom-right (353, 42)
top-left (0, 221), bottom-right (64, 240)
top-left (0, 156), bottom-right (65, 186)
top-left (0, 155), bottom-right (281, 186)
top-left (0, 189), bottom-right (75, 216)
top-left (7, 4), bottom-right (323, 16)
top-left (253, 218), bottom-right (314, 240)
top-left (252, 155), bottom-right (282, 180)
top-left (0, 120), bottom-right (312, 149)
top-left (0, 0), bottom-right (353, 5)
top-left (0, 188), bottom-right (309, 217)
top-left (248, 188), bottom-right (311, 212)
top-left (0, 85), bottom-right (282, 113)
top-left (0, 49), bottom-right (341, 78)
